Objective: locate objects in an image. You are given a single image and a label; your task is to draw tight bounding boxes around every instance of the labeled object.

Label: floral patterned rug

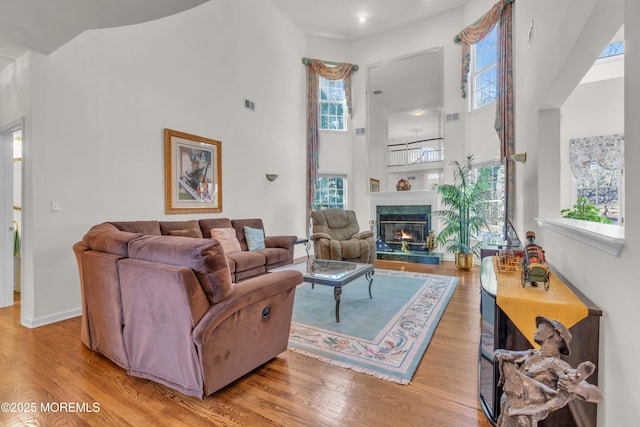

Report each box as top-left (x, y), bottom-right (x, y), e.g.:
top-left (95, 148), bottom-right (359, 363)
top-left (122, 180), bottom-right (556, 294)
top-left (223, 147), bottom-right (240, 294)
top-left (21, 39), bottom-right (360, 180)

top-left (288, 269), bottom-right (458, 384)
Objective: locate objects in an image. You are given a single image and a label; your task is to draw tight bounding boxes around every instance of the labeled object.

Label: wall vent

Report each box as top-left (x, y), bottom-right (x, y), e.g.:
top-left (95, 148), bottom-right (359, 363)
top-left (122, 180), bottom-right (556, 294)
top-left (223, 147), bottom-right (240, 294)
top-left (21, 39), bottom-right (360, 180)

top-left (244, 99), bottom-right (256, 112)
top-left (446, 113), bottom-right (459, 122)
top-left (355, 127), bottom-right (366, 136)
top-left (372, 90), bottom-right (383, 95)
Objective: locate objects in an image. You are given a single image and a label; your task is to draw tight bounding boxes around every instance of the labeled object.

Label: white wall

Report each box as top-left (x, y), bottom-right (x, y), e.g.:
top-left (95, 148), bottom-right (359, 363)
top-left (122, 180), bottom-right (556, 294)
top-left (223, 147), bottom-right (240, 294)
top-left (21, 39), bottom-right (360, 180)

top-left (560, 77), bottom-right (624, 210)
top-left (513, 0), bottom-right (639, 425)
top-left (1, 0), bottom-right (309, 326)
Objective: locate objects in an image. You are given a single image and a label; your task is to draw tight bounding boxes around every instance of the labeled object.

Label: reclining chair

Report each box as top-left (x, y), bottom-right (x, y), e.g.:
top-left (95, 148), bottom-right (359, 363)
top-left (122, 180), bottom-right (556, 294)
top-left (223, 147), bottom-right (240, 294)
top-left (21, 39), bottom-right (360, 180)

top-left (310, 209), bottom-right (376, 264)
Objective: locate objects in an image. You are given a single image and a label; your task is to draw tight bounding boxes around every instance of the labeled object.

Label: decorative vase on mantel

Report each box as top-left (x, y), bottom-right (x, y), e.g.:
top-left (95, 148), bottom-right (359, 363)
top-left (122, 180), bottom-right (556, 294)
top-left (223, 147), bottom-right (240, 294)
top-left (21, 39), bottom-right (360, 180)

top-left (396, 178), bottom-right (411, 191)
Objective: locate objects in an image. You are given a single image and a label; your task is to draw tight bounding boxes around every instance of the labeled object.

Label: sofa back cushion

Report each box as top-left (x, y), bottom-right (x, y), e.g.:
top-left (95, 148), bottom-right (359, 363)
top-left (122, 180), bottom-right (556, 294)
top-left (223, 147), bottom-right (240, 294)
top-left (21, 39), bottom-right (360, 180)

top-left (232, 219), bottom-right (265, 251)
top-left (128, 235), bottom-right (232, 304)
top-left (198, 218), bottom-right (233, 238)
top-left (160, 220), bottom-right (202, 236)
top-left (110, 221), bottom-right (161, 235)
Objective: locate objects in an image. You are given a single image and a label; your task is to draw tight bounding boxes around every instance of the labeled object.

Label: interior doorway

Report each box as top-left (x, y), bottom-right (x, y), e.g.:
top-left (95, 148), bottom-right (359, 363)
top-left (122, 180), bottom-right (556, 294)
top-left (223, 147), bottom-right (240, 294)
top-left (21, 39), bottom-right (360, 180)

top-left (0, 120), bottom-right (23, 309)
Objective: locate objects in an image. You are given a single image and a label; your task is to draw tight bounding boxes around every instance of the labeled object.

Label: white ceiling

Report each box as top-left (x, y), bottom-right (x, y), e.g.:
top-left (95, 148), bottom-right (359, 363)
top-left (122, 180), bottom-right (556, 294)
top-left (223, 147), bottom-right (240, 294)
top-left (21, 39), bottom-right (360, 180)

top-left (0, 0), bottom-right (464, 143)
top-left (0, 0), bottom-right (208, 70)
top-left (270, 0), bottom-right (469, 41)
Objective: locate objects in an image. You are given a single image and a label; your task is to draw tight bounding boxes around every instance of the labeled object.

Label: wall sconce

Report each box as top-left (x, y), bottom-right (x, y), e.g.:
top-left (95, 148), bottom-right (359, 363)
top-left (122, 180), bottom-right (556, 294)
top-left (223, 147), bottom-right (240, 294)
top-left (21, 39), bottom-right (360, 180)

top-left (265, 173), bottom-right (279, 182)
top-left (511, 153), bottom-right (527, 163)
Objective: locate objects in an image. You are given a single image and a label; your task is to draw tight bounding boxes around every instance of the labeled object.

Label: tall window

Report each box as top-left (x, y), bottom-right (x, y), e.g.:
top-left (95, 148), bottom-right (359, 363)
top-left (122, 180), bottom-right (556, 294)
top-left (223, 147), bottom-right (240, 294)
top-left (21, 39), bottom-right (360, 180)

top-left (319, 77), bottom-right (347, 131)
top-left (476, 162), bottom-right (505, 235)
top-left (314, 175), bottom-right (347, 210)
top-left (471, 26), bottom-right (497, 110)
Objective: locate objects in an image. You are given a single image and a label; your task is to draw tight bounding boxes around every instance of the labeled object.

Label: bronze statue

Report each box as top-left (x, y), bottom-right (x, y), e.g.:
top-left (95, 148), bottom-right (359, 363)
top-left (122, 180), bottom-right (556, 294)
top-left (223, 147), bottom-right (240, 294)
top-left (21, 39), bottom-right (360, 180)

top-left (423, 229), bottom-right (437, 254)
top-left (493, 316), bottom-right (603, 427)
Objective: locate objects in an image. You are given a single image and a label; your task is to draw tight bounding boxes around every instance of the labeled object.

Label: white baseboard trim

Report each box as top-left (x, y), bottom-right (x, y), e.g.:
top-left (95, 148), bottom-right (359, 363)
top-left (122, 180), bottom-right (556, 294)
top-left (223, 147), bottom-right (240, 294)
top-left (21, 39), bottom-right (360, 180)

top-left (21, 307), bottom-right (82, 329)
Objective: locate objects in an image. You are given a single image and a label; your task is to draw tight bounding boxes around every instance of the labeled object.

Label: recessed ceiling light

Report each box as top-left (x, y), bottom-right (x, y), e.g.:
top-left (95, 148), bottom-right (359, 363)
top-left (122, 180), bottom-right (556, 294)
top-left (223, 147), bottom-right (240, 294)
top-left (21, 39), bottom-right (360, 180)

top-left (358, 15), bottom-right (367, 24)
top-left (414, 110), bottom-right (423, 116)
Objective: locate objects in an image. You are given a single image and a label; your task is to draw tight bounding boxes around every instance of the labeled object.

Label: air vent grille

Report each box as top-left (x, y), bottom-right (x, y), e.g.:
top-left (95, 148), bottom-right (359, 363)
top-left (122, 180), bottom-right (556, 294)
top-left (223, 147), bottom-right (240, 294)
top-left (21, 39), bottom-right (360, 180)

top-left (372, 90), bottom-right (383, 95)
top-left (244, 99), bottom-right (256, 112)
top-left (446, 113), bottom-right (459, 122)
top-left (355, 128), bottom-right (365, 135)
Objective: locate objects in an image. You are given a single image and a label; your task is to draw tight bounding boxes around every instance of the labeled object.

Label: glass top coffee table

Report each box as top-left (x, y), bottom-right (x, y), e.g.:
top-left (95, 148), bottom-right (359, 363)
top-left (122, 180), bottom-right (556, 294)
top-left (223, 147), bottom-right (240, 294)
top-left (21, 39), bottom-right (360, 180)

top-left (271, 259), bottom-right (374, 322)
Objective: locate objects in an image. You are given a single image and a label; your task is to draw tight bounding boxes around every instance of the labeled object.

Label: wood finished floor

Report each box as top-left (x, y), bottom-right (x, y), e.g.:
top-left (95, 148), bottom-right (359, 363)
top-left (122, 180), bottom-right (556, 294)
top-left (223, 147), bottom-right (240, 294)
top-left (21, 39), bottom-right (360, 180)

top-left (1, 260), bottom-right (493, 427)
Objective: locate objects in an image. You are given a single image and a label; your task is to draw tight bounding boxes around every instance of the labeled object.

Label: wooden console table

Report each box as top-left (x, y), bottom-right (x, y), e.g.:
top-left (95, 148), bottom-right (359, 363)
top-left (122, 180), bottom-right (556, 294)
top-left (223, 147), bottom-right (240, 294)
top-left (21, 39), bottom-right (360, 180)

top-left (479, 256), bottom-right (602, 427)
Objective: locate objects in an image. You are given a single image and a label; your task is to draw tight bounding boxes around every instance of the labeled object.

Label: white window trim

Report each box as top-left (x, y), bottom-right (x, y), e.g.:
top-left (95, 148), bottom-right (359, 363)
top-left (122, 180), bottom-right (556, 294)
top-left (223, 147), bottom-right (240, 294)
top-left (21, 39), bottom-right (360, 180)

top-left (536, 217), bottom-right (624, 256)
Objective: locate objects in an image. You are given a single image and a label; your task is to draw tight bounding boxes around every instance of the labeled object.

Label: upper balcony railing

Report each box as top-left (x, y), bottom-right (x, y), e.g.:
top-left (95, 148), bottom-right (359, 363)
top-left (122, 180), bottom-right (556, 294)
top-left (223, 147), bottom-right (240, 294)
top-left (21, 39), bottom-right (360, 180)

top-left (387, 138), bottom-right (444, 167)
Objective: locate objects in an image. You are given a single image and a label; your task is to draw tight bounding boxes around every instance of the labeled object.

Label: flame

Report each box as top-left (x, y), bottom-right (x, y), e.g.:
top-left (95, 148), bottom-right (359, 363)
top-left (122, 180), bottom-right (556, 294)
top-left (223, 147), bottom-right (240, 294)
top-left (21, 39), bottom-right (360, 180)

top-left (400, 230), bottom-right (413, 240)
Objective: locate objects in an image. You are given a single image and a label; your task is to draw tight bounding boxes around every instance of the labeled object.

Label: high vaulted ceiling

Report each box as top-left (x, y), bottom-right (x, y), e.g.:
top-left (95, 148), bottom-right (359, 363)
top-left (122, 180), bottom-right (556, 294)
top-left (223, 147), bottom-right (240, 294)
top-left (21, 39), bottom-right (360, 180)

top-left (270, 0), bottom-right (469, 41)
top-left (0, 0), bottom-right (208, 70)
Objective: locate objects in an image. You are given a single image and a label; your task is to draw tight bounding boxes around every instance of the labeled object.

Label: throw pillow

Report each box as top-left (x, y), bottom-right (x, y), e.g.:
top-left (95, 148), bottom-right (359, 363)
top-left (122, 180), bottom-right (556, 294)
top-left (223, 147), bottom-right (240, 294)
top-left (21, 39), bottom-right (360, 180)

top-left (244, 226), bottom-right (266, 251)
top-left (168, 228), bottom-right (203, 238)
top-left (210, 228), bottom-right (242, 253)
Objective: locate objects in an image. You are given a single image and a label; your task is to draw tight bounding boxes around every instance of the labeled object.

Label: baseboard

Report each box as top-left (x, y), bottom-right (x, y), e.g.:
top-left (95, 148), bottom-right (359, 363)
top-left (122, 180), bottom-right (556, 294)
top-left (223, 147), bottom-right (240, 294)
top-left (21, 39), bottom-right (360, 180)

top-left (21, 307), bottom-right (82, 329)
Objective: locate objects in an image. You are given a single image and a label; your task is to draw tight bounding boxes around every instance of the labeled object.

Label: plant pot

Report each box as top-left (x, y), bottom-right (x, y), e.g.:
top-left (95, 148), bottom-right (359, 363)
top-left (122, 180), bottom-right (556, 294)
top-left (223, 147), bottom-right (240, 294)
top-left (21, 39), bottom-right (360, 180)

top-left (455, 253), bottom-right (474, 270)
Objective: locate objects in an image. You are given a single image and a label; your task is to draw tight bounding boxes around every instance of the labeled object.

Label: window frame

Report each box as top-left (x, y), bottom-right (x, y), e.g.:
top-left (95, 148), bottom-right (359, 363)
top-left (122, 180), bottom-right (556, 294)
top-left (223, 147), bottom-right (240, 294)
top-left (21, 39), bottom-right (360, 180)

top-left (469, 26), bottom-right (498, 111)
top-left (318, 76), bottom-right (347, 132)
top-left (314, 174), bottom-right (348, 210)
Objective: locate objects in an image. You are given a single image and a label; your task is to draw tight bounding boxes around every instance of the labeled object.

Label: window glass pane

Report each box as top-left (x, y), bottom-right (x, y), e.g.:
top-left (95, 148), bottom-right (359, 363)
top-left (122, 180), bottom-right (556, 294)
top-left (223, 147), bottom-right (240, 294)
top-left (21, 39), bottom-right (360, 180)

top-left (318, 76), bottom-right (347, 131)
top-left (314, 176), bottom-right (347, 210)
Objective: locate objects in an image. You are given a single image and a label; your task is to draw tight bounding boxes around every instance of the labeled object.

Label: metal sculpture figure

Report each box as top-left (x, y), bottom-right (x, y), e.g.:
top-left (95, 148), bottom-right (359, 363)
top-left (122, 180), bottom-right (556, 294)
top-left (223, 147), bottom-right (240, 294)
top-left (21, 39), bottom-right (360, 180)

top-left (494, 316), bottom-right (603, 427)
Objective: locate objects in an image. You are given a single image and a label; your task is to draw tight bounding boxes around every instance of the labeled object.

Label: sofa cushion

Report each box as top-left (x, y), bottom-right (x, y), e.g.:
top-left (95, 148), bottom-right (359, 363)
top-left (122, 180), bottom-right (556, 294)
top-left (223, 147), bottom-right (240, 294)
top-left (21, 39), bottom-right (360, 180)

top-left (256, 248), bottom-right (290, 267)
top-left (198, 218), bottom-right (233, 238)
top-left (169, 228), bottom-right (204, 238)
top-left (226, 250), bottom-right (266, 273)
top-left (231, 219), bottom-right (264, 251)
top-left (109, 221), bottom-right (161, 235)
top-left (210, 228), bottom-right (241, 253)
top-left (244, 226), bottom-right (266, 251)
top-left (160, 220), bottom-right (201, 236)
top-left (128, 235), bottom-right (233, 304)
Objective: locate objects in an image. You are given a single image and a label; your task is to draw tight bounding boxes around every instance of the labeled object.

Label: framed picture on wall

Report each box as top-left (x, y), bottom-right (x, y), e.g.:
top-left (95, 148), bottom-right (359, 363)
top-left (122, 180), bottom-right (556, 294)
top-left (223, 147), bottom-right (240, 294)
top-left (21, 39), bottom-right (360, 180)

top-left (369, 178), bottom-right (380, 192)
top-left (164, 128), bottom-right (222, 214)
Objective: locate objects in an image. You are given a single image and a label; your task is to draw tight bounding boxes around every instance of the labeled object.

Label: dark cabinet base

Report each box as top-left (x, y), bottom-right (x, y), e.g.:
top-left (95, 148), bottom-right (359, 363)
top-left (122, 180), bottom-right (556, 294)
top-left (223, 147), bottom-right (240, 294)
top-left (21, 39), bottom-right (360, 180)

top-left (479, 257), bottom-right (602, 427)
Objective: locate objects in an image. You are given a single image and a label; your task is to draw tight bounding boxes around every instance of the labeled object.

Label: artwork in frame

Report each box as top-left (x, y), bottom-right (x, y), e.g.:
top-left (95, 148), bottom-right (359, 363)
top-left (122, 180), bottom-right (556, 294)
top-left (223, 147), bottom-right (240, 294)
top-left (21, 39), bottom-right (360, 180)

top-left (369, 178), bottom-right (380, 192)
top-left (164, 128), bottom-right (222, 214)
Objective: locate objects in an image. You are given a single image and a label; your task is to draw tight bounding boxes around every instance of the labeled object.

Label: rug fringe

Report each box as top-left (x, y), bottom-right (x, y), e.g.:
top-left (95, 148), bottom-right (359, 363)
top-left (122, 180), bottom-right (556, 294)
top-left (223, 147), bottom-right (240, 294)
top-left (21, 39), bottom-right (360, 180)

top-left (287, 346), bottom-right (411, 385)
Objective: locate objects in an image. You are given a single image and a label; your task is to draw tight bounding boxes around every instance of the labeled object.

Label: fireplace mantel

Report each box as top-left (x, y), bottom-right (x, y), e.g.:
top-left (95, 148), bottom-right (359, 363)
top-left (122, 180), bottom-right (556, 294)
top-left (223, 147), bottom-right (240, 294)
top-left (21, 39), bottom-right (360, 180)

top-left (369, 190), bottom-right (439, 235)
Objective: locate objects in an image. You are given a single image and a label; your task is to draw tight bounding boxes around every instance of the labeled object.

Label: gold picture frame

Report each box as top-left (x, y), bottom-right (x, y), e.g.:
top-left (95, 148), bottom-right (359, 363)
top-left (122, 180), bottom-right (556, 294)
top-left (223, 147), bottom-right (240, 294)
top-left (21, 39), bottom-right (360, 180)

top-left (369, 178), bottom-right (380, 192)
top-left (164, 128), bottom-right (222, 214)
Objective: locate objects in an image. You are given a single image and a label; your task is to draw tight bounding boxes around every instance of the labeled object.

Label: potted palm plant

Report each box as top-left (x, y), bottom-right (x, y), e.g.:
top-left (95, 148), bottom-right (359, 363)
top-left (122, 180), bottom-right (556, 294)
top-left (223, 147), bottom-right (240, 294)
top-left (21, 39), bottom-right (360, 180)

top-left (433, 153), bottom-right (491, 270)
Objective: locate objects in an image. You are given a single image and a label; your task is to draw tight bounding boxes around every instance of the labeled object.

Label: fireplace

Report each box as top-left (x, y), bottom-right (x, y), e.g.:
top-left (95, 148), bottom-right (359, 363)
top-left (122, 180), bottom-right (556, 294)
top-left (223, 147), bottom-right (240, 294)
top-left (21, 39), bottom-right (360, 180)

top-left (369, 190), bottom-right (441, 264)
top-left (377, 205), bottom-right (431, 253)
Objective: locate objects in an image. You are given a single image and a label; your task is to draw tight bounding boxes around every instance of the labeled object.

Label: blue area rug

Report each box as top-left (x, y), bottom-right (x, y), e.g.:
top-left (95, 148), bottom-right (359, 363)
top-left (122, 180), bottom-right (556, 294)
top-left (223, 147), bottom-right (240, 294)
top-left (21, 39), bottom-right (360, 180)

top-left (288, 269), bottom-right (458, 384)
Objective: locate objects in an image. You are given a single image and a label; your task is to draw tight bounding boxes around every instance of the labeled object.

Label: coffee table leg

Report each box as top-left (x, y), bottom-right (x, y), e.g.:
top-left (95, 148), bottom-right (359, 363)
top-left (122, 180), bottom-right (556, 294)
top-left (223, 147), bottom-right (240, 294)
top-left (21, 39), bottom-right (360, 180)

top-left (334, 286), bottom-right (342, 322)
top-left (366, 271), bottom-right (374, 298)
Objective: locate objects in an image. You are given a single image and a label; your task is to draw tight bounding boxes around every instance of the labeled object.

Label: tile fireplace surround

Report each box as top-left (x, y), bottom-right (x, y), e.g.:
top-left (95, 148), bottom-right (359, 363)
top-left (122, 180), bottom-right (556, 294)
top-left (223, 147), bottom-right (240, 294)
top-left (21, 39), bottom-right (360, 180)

top-left (369, 190), bottom-right (441, 263)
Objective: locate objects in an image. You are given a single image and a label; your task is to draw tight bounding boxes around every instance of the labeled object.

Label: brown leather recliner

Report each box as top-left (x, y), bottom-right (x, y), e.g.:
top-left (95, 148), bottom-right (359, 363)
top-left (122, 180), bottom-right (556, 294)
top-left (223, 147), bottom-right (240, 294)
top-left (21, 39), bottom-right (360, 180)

top-left (310, 209), bottom-right (376, 264)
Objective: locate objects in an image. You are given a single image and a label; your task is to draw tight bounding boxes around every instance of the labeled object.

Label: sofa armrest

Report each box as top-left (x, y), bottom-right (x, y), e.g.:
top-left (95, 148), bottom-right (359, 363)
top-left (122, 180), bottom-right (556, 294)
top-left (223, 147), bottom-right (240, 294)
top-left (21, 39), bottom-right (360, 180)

top-left (192, 270), bottom-right (302, 346)
top-left (264, 235), bottom-right (296, 250)
top-left (309, 232), bottom-right (332, 241)
top-left (351, 230), bottom-right (374, 240)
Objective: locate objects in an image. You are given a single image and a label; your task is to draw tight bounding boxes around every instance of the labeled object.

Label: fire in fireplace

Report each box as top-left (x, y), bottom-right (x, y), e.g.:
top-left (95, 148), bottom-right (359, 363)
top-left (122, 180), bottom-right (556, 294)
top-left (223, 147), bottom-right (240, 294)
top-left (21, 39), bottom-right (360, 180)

top-left (377, 205), bottom-right (431, 253)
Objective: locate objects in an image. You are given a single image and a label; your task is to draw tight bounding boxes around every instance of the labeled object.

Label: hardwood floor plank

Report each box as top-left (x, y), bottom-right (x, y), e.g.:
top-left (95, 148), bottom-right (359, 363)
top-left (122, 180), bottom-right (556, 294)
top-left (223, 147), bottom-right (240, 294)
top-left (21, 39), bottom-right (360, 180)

top-left (0, 260), bottom-right (493, 426)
